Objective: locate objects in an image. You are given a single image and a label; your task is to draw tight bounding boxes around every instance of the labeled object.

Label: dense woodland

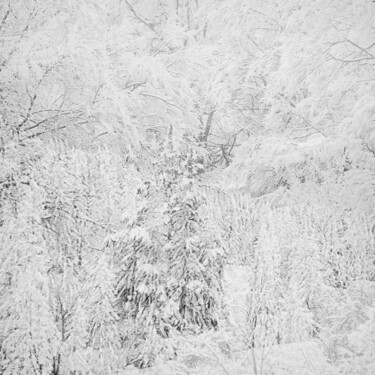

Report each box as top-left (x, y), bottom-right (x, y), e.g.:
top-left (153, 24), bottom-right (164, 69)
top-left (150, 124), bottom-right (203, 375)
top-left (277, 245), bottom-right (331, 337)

top-left (0, 0), bottom-right (375, 374)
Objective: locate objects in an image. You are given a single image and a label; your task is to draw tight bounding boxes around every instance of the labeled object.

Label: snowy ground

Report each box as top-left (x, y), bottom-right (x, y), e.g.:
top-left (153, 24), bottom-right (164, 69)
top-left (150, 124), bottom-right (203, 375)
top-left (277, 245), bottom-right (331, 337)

top-left (124, 266), bottom-right (333, 374)
top-left (125, 339), bottom-right (332, 375)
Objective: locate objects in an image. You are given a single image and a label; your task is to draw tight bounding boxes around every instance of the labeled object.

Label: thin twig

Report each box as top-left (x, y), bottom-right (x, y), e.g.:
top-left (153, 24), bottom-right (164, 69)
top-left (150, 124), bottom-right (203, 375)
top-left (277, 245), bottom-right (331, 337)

top-left (140, 93), bottom-right (183, 112)
top-left (328, 53), bottom-right (374, 63)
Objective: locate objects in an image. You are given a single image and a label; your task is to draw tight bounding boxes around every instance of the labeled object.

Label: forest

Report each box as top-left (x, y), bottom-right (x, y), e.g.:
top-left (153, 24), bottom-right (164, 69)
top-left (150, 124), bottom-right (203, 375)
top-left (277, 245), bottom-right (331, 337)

top-left (0, 0), bottom-right (375, 374)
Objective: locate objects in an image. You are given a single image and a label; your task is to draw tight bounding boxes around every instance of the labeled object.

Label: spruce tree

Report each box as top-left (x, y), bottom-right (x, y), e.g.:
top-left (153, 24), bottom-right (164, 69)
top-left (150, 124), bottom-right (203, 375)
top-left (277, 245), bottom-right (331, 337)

top-left (160, 145), bottom-right (223, 332)
top-left (112, 183), bottom-right (167, 368)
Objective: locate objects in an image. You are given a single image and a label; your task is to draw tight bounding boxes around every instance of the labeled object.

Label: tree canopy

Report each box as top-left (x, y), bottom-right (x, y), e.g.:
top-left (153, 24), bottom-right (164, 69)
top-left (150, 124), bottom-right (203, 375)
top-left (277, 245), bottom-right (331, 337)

top-left (1, 0), bottom-right (374, 374)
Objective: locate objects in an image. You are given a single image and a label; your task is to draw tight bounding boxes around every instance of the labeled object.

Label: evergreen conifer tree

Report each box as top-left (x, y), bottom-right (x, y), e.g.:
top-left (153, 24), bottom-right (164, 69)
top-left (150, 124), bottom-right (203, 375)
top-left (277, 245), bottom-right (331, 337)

top-left (159, 143), bottom-right (222, 332)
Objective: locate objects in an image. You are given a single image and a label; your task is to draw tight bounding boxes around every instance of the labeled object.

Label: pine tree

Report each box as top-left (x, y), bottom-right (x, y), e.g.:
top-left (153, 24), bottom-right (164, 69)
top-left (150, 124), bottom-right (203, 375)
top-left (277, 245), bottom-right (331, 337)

top-left (112, 183), bottom-right (167, 368)
top-left (160, 146), bottom-right (223, 332)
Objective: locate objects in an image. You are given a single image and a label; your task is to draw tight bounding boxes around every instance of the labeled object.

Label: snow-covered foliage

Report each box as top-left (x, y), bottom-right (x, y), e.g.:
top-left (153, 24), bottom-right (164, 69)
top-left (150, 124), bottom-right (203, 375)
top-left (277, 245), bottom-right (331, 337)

top-left (1, 0), bottom-right (374, 374)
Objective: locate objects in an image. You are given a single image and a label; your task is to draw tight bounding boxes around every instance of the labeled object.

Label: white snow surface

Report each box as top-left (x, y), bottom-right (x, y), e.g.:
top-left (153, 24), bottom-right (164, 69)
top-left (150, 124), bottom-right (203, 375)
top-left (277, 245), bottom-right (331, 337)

top-left (123, 266), bottom-right (333, 374)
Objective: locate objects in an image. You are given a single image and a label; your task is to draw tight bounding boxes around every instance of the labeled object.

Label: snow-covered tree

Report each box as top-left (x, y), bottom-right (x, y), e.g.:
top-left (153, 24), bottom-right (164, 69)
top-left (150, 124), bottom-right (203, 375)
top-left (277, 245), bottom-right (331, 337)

top-left (0, 183), bottom-right (60, 375)
top-left (159, 145), bottom-right (223, 332)
top-left (1, 0), bottom-right (375, 373)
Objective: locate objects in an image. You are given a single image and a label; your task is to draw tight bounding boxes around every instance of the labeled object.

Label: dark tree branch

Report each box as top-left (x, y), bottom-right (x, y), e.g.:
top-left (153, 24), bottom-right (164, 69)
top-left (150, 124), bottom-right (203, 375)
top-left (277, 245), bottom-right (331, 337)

top-left (21, 117), bottom-right (49, 132)
top-left (199, 110), bottom-right (215, 143)
top-left (221, 144), bottom-right (231, 166)
top-left (346, 38), bottom-right (375, 58)
top-left (364, 142), bottom-right (375, 158)
top-left (21, 125), bottom-right (68, 140)
top-left (92, 82), bottom-right (103, 104)
top-left (121, 81), bottom-right (147, 92)
top-left (328, 53), bottom-right (374, 63)
top-left (125, 1), bottom-right (155, 31)
top-left (0, 5), bottom-right (11, 33)
top-left (228, 129), bottom-right (244, 156)
top-left (17, 87), bottom-right (37, 130)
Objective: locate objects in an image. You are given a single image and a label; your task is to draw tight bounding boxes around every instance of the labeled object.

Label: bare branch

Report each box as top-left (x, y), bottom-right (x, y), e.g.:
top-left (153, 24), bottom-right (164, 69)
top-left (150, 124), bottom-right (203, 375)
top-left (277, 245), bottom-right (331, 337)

top-left (140, 92), bottom-right (182, 112)
top-left (21, 118), bottom-right (49, 132)
top-left (0, 46), bottom-right (16, 72)
top-left (121, 81), bottom-right (147, 92)
top-left (125, 1), bottom-right (155, 31)
top-left (0, 5), bottom-right (11, 33)
top-left (345, 38), bottom-right (375, 58)
top-left (228, 129), bottom-right (244, 156)
top-left (328, 53), bottom-right (374, 63)
top-left (21, 125), bottom-right (68, 140)
top-left (292, 113), bottom-right (328, 138)
top-left (221, 144), bottom-right (231, 166)
top-left (92, 82), bottom-right (103, 104)
top-left (200, 110), bottom-right (215, 143)
top-left (17, 87), bottom-right (37, 130)
top-left (364, 142), bottom-right (375, 158)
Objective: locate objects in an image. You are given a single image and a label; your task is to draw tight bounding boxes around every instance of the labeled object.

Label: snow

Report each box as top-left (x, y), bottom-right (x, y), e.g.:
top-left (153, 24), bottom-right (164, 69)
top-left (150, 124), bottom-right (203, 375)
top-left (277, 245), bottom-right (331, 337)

top-left (223, 265), bottom-right (252, 328)
top-left (121, 265), bottom-right (334, 374)
top-left (122, 340), bottom-right (332, 375)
